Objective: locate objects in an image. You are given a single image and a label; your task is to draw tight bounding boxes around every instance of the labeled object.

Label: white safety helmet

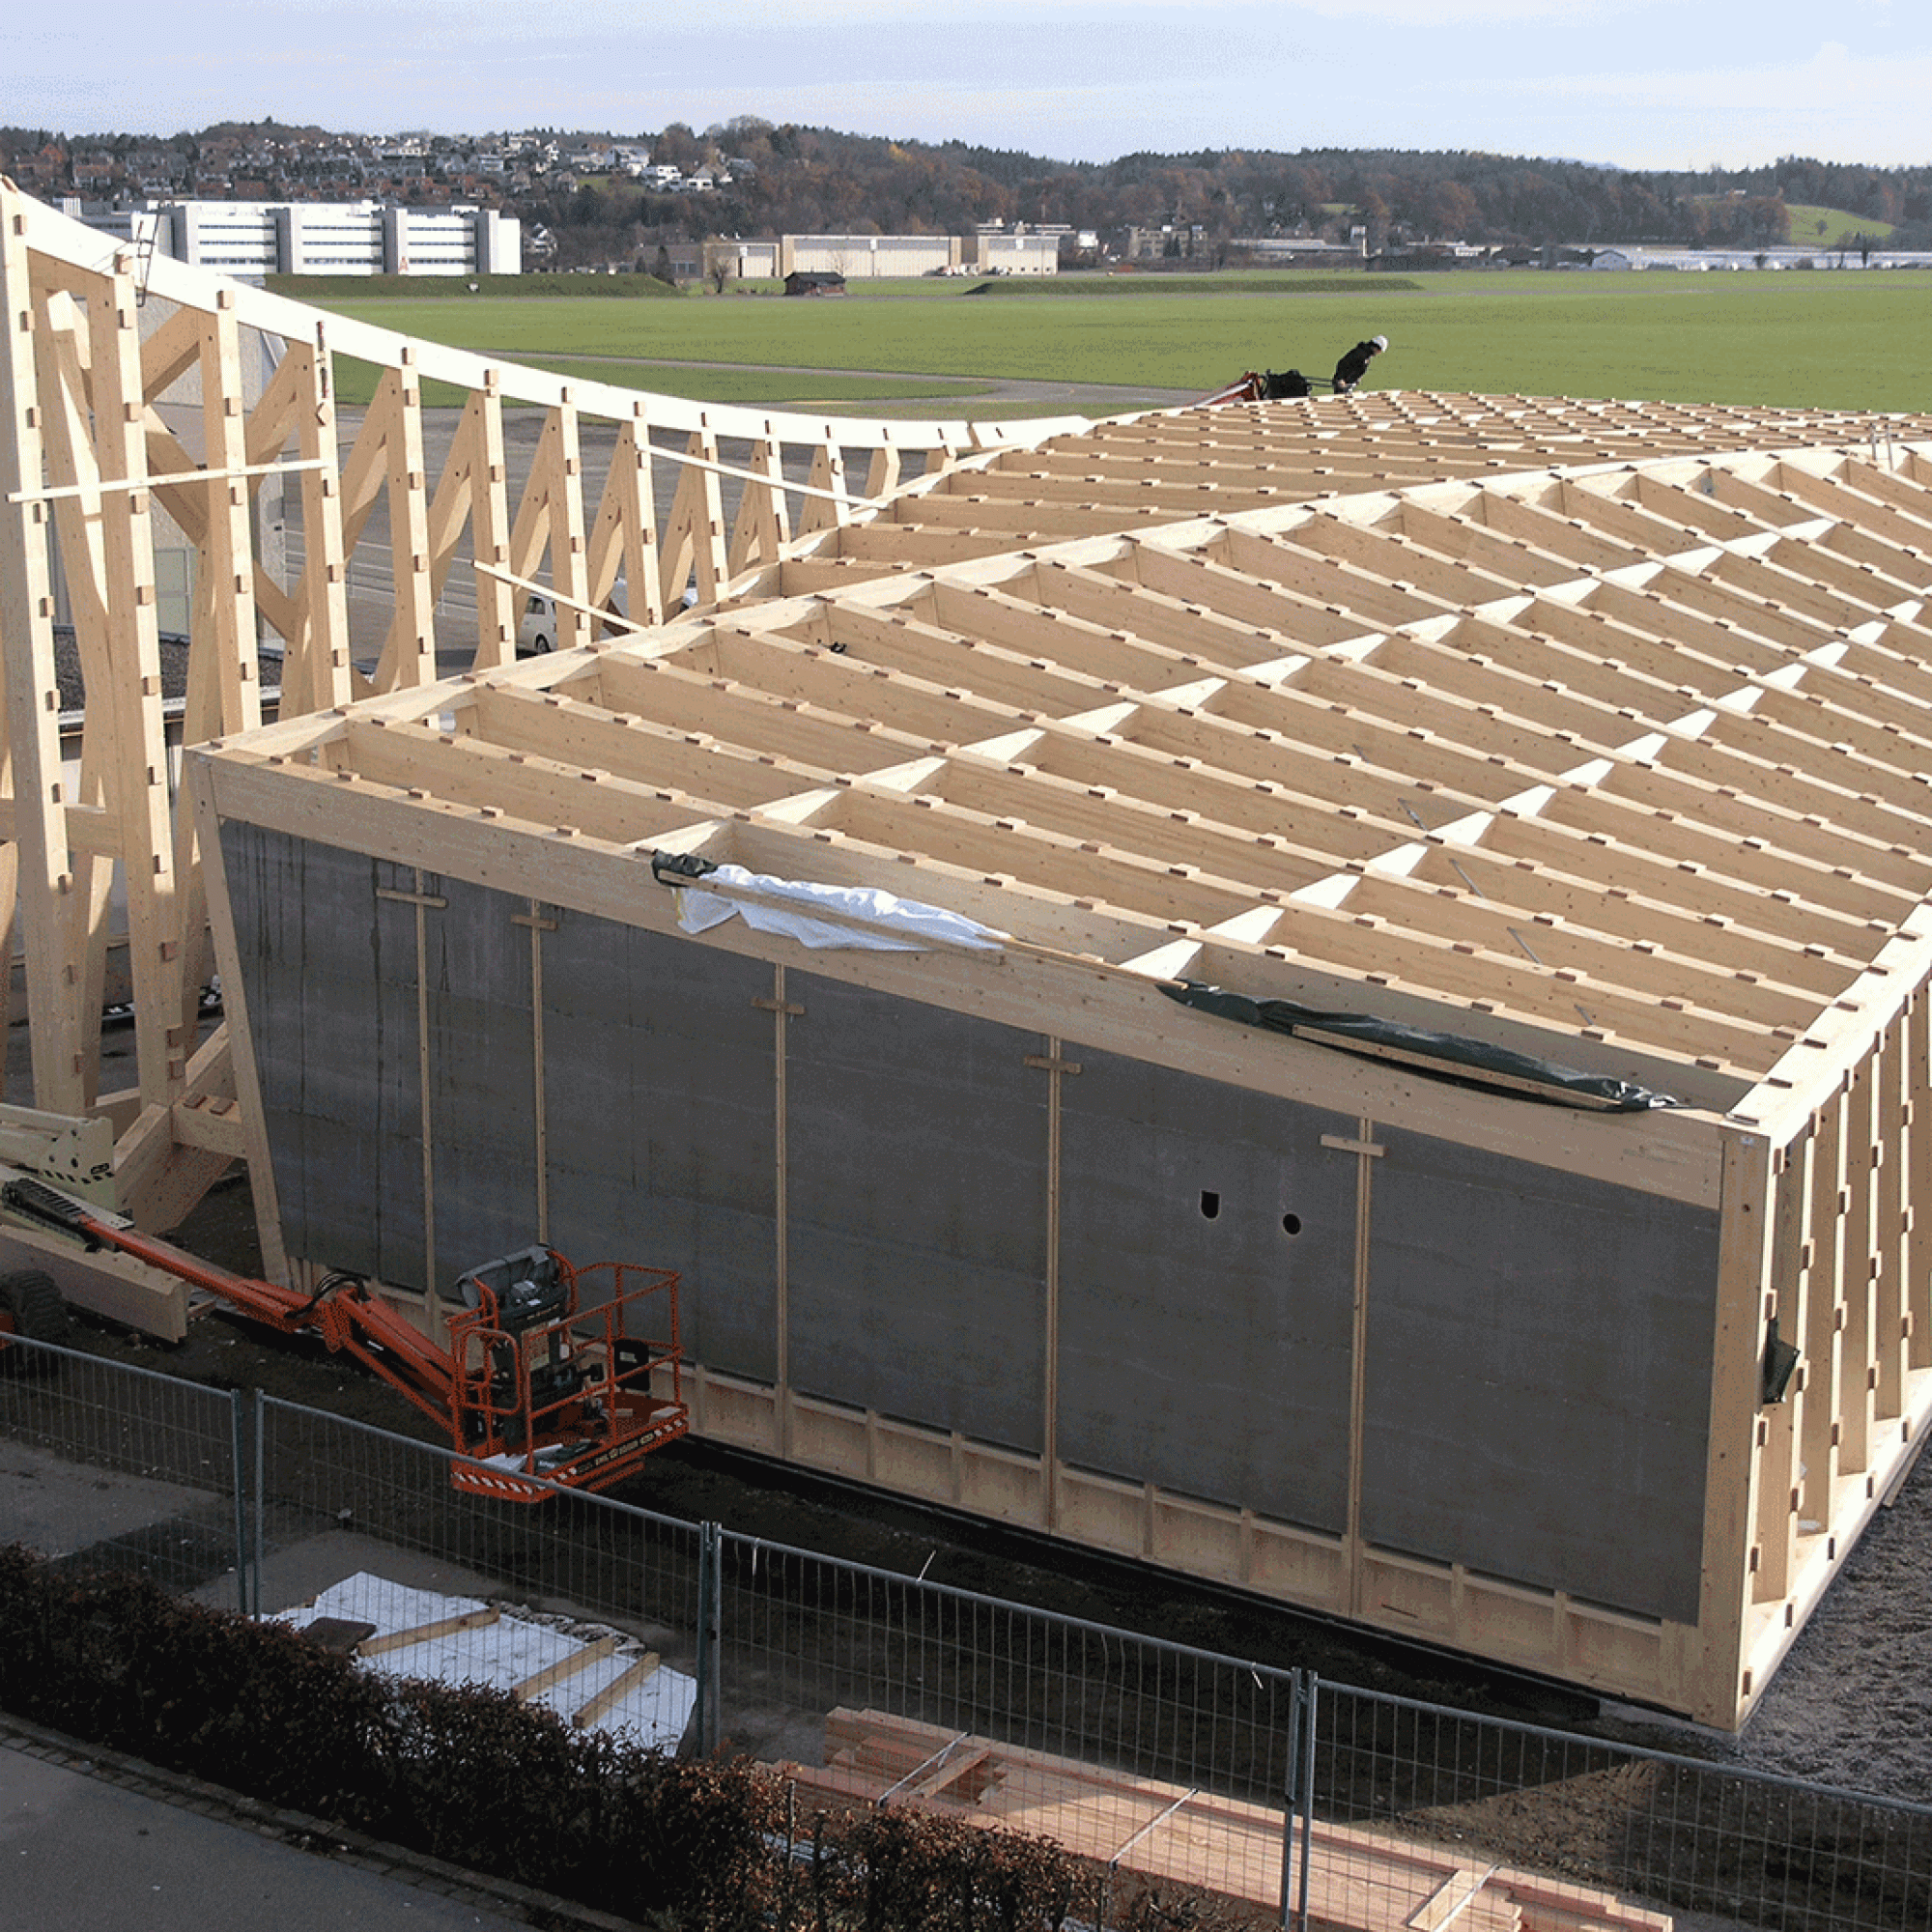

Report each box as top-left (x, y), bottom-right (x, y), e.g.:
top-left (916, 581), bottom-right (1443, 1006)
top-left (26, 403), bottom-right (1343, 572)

top-left (1372, 335), bottom-right (1389, 352)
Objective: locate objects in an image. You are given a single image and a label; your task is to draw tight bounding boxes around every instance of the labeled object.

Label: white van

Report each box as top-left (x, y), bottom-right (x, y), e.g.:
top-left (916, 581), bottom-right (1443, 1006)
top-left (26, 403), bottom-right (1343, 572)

top-left (516, 578), bottom-right (628, 656)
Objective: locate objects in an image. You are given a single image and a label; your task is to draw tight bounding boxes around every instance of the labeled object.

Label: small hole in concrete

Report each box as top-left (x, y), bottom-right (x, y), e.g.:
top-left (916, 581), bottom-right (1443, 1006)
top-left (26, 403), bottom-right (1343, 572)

top-left (1282, 1212), bottom-right (1303, 1236)
top-left (1200, 1190), bottom-right (1220, 1220)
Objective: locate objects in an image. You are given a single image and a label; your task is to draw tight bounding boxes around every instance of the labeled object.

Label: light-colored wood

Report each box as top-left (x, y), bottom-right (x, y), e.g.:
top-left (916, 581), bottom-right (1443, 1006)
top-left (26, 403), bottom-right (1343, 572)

top-left (573, 1652), bottom-right (661, 1728)
top-left (355, 1605), bottom-right (501, 1656)
top-left (1752, 1137), bottom-right (1806, 1605)
top-left (0, 1220), bottom-right (188, 1342)
top-left (1, 197), bottom-right (85, 1116)
top-left (19, 180), bottom-right (1932, 1731)
top-left (1406, 1868), bottom-right (1496, 1932)
top-left (784, 1710), bottom-right (1670, 1932)
top-left (1692, 1128), bottom-right (1775, 1725)
top-left (0, 182), bottom-right (1009, 1230)
top-left (511, 1633), bottom-right (618, 1701)
top-left (1909, 991), bottom-right (1932, 1373)
top-left (1799, 1091), bottom-right (1845, 1528)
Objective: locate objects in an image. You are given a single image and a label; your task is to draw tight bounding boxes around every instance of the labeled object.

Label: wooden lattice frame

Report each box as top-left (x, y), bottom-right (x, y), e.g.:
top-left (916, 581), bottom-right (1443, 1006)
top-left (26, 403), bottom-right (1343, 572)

top-left (0, 180), bottom-right (1078, 1226)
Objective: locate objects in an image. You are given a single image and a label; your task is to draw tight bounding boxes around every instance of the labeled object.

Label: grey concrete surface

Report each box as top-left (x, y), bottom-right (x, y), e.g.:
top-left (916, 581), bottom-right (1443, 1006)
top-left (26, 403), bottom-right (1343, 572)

top-left (223, 1527), bottom-right (508, 1621)
top-left (0, 1740), bottom-right (529, 1932)
top-left (0, 1440), bottom-right (212, 1561)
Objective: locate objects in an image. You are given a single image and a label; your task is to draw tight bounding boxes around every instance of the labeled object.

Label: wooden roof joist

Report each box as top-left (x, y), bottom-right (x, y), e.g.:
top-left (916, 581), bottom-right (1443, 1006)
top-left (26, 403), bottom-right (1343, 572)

top-left (199, 420), bottom-right (1932, 1145)
top-left (781, 397), bottom-right (1932, 601)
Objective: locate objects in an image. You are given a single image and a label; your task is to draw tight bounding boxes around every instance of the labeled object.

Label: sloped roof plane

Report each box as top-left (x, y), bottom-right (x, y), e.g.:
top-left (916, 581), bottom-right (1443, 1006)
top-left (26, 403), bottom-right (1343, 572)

top-left (204, 429), bottom-right (1932, 1167)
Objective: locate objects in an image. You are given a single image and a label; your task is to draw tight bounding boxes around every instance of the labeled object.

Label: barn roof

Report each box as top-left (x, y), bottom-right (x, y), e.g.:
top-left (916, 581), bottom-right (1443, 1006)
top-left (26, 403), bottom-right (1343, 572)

top-left (200, 399), bottom-right (1932, 1169)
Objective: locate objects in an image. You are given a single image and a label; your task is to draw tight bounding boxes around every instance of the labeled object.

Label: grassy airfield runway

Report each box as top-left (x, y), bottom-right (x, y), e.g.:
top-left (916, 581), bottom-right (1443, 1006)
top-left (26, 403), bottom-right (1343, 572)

top-left (300, 265), bottom-right (1932, 416)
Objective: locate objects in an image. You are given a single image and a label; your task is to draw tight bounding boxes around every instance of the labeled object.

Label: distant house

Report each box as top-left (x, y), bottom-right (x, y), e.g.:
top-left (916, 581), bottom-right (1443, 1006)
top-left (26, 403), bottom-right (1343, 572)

top-left (783, 269), bottom-right (846, 297)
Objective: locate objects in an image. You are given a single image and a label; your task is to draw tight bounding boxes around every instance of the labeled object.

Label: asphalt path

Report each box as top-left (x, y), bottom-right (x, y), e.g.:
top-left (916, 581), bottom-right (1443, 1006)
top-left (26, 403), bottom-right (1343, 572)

top-left (0, 1731), bottom-right (533, 1932)
top-left (522, 352), bottom-right (1205, 413)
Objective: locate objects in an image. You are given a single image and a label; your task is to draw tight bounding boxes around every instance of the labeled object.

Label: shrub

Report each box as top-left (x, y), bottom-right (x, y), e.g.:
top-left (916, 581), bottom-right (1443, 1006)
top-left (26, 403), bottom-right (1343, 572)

top-left (2, 1545), bottom-right (1228, 1930)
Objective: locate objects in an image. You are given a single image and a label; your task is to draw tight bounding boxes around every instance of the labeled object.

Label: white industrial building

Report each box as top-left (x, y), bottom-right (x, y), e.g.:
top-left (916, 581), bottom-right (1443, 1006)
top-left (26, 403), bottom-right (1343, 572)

top-left (780, 234), bottom-right (962, 278)
top-left (71, 198), bottom-right (521, 277)
top-left (971, 230), bottom-right (1059, 274)
top-left (771, 230), bottom-right (1060, 278)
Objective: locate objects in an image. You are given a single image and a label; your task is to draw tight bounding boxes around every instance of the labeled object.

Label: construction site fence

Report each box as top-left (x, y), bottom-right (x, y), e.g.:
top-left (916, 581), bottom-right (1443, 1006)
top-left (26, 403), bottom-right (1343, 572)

top-left (4, 1334), bottom-right (1931, 1932)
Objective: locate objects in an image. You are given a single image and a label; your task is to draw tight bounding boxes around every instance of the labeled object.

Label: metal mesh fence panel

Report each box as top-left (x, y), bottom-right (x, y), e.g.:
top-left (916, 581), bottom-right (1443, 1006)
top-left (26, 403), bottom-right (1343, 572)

top-left (254, 1396), bottom-right (705, 1747)
top-left (0, 1335), bottom-right (243, 1602)
top-left (1312, 1679), bottom-right (1932, 1932)
top-left (718, 1528), bottom-right (1305, 1917)
top-left (10, 1361), bottom-right (1932, 1930)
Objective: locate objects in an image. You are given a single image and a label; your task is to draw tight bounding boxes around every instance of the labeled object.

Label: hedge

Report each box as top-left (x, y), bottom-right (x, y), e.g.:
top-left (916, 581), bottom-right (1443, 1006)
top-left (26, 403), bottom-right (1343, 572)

top-left (0, 1547), bottom-right (1253, 1930)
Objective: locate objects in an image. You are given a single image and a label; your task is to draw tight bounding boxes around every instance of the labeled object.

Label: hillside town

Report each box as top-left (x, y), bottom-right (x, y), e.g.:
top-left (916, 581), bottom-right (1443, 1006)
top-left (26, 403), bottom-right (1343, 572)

top-left (7, 118), bottom-right (1931, 276)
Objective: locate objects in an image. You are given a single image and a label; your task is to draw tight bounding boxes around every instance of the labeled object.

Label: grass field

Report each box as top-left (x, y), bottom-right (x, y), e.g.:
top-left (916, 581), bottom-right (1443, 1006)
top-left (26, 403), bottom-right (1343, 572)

top-left (309, 267), bottom-right (1932, 416)
top-left (1781, 205), bottom-right (1896, 249)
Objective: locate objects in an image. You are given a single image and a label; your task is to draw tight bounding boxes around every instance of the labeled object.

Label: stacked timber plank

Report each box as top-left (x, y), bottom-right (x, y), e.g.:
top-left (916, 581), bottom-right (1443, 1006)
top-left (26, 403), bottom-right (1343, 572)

top-left (777, 1710), bottom-right (1671, 1932)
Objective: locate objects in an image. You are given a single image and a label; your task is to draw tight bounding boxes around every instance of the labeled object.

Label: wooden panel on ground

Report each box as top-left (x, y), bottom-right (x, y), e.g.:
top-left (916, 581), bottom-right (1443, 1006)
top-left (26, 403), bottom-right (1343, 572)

top-left (776, 1709), bottom-right (1672, 1932)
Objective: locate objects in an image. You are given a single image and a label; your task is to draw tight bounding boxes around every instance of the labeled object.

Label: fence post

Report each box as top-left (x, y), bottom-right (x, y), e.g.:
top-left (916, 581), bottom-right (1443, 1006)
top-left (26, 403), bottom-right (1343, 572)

top-left (707, 1520), bottom-right (724, 1754)
top-left (1294, 1673), bottom-right (1319, 1932)
top-left (229, 1388), bottom-right (249, 1615)
top-left (252, 1387), bottom-right (267, 1617)
top-left (694, 1520), bottom-right (723, 1756)
top-left (692, 1520), bottom-right (709, 1754)
top-left (1279, 1670), bottom-right (1304, 1930)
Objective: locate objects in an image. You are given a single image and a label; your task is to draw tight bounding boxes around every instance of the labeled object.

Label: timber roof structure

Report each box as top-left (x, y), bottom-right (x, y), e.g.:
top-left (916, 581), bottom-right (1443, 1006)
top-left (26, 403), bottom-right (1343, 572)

top-left (758, 391), bottom-right (1932, 586)
top-left (210, 405), bottom-right (1932, 1149)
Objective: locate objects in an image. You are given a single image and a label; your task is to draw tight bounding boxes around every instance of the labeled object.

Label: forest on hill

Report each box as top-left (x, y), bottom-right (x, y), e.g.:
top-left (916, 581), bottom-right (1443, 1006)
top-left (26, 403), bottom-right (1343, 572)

top-left (11, 115), bottom-right (1931, 264)
top-left (534, 126), bottom-right (1932, 262)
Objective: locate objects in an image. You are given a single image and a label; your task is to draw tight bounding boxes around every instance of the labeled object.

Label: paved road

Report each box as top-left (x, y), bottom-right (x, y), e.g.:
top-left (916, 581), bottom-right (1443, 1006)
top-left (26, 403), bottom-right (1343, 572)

top-left (524, 353), bottom-right (1205, 414)
top-left (0, 1731), bottom-right (535, 1932)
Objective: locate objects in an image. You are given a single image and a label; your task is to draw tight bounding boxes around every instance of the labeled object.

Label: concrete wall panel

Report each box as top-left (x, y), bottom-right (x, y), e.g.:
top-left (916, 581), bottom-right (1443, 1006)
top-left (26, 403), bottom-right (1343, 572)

top-left (1361, 1130), bottom-right (1719, 1623)
top-left (785, 975), bottom-right (1047, 1452)
top-left (219, 825), bottom-right (422, 1287)
top-left (541, 916), bottom-right (778, 1378)
top-left (1058, 1049), bottom-right (1358, 1529)
top-left (421, 880), bottom-right (538, 1287)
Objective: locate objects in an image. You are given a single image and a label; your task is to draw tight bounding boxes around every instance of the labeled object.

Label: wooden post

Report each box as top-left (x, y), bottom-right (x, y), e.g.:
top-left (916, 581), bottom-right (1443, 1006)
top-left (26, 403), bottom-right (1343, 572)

top-left (1690, 1126), bottom-right (1774, 1724)
top-left (0, 187), bottom-right (84, 1114)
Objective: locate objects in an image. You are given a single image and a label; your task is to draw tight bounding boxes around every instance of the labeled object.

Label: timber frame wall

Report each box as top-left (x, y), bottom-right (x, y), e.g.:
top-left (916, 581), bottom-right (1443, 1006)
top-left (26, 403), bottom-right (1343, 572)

top-left (192, 426), bottom-right (1932, 1728)
top-left (14, 174), bottom-right (1932, 1726)
top-left (0, 180), bottom-right (1076, 1236)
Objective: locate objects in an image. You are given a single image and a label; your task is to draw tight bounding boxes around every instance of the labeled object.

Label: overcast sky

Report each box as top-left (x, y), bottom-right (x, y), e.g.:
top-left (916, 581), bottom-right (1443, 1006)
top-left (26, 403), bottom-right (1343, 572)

top-left (7, 0), bottom-right (1928, 172)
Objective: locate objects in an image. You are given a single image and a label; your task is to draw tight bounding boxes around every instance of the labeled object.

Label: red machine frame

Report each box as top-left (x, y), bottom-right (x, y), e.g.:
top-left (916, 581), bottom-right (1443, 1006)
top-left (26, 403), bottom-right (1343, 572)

top-left (2, 1179), bottom-right (689, 1501)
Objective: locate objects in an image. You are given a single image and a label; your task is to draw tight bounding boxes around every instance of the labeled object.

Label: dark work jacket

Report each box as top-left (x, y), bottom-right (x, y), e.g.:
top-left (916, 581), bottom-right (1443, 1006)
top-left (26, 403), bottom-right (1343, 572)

top-left (1332, 341), bottom-right (1379, 391)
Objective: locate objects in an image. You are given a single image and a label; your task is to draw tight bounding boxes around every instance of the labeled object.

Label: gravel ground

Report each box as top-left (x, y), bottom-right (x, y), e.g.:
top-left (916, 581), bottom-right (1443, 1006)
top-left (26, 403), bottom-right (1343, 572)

top-left (1689, 1454), bottom-right (1932, 1803)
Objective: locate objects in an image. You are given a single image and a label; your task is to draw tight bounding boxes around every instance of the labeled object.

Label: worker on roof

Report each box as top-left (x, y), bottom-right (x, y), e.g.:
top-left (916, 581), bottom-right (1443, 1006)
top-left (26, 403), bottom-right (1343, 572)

top-left (1332, 335), bottom-right (1388, 394)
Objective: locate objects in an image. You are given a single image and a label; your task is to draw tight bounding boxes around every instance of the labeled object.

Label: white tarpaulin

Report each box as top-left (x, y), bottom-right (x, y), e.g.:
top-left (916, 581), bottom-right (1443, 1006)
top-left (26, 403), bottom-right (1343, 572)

top-left (282, 1572), bottom-right (696, 1753)
top-left (674, 864), bottom-right (1006, 952)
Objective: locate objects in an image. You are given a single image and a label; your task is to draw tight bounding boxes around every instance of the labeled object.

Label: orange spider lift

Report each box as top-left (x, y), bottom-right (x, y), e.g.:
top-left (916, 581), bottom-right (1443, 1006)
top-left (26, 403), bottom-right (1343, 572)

top-left (1, 1178), bottom-right (690, 1501)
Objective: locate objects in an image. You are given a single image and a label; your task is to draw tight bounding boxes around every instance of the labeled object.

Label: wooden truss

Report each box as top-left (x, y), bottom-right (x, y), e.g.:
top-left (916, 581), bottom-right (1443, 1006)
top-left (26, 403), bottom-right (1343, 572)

top-left (204, 440), bottom-right (1932, 1126)
top-left (0, 180), bottom-right (1071, 1227)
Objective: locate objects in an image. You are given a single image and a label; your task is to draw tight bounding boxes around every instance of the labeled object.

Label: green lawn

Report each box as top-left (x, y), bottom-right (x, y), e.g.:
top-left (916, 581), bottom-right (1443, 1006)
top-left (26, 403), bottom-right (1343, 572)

top-left (312, 268), bottom-right (1932, 416)
top-left (1782, 204), bottom-right (1896, 249)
